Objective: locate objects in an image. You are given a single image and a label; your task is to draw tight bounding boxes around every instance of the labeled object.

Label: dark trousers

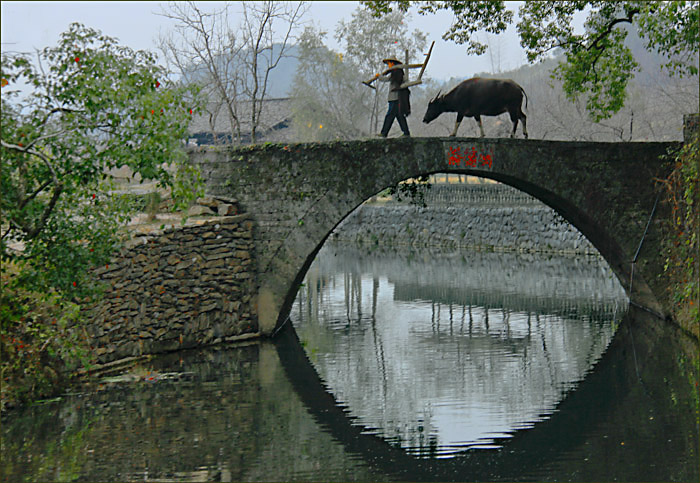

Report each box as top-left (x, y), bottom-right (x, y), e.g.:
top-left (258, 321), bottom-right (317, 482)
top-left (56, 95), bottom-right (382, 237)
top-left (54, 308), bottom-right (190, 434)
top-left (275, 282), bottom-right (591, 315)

top-left (380, 100), bottom-right (410, 137)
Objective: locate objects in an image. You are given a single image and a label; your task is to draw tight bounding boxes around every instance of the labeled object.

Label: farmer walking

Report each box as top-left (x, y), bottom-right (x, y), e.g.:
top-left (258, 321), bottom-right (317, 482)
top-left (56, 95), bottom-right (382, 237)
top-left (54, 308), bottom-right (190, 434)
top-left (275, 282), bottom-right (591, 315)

top-left (372, 56), bottom-right (411, 138)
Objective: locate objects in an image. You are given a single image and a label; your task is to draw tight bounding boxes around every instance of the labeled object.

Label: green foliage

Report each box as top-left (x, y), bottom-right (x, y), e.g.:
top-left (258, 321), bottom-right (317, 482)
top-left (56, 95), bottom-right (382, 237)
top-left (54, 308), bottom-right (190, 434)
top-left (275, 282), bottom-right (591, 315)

top-left (659, 132), bottom-right (699, 334)
top-left (362, 0), bottom-right (513, 55)
top-left (518, 1), bottom-right (698, 121)
top-left (362, 1), bottom-right (699, 120)
top-left (1, 23), bottom-right (204, 297)
top-left (1, 23), bottom-right (205, 409)
top-left (1, 260), bottom-right (94, 412)
top-left (388, 175), bottom-right (432, 207)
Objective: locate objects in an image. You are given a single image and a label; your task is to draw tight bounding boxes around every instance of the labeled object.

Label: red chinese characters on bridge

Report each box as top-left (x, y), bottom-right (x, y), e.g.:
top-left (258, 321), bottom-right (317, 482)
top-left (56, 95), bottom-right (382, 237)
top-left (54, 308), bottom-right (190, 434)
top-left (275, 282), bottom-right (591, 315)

top-left (448, 146), bottom-right (464, 165)
top-left (447, 146), bottom-right (493, 169)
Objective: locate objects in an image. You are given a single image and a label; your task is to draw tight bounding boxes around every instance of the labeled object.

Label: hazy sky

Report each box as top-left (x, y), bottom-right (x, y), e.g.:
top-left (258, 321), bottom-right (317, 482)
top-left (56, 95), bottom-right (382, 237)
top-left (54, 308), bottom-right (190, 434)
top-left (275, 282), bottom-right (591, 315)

top-left (0, 1), bottom-right (547, 81)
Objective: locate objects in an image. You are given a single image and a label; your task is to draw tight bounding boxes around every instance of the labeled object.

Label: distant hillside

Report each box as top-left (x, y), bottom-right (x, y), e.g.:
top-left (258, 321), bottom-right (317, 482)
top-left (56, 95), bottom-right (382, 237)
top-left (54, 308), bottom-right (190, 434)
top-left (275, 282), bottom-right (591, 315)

top-left (407, 25), bottom-right (697, 142)
top-left (185, 43), bottom-right (300, 99)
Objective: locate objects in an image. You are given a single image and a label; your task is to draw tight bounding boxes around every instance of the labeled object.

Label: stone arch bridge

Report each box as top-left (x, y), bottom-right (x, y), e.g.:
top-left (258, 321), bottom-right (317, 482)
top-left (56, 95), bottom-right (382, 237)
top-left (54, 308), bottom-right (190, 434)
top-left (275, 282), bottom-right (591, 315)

top-left (190, 137), bottom-right (678, 336)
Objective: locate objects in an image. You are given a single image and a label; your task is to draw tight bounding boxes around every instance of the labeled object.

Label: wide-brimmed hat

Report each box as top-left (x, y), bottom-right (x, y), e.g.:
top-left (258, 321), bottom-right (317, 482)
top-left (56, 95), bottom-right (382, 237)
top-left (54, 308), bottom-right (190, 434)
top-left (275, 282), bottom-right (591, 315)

top-left (382, 56), bottom-right (401, 64)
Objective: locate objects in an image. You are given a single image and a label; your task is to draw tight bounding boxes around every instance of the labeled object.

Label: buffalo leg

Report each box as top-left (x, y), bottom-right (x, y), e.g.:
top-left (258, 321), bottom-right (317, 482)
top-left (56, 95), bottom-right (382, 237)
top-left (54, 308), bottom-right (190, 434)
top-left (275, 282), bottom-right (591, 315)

top-left (474, 115), bottom-right (485, 137)
top-left (509, 110), bottom-right (520, 138)
top-left (521, 112), bottom-right (528, 139)
top-left (450, 113), bottom-right (465, 137)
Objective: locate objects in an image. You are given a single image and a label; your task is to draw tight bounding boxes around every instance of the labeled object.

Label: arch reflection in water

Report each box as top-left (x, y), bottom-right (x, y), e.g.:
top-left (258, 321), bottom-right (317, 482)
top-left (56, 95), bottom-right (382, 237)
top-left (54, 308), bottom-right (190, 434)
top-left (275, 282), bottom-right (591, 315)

top-left (291, 243), bottom-right (629, 458)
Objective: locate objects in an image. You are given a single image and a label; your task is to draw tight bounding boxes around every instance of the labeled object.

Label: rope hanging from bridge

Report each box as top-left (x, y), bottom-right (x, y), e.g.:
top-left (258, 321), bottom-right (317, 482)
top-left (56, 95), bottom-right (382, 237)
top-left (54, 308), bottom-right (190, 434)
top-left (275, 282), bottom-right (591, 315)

top-left (629, 193), bottom-right (660, 297)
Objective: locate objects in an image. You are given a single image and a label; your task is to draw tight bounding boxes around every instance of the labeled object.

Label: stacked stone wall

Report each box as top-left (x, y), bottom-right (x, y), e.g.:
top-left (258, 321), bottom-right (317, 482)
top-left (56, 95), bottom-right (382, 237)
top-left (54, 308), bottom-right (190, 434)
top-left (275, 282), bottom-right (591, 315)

top-left (393, 183), bottom-right (543, 206)
top-left (332, 203), bottom-right (597, 254)
top-left (86, 215), bottom-right (257, 363)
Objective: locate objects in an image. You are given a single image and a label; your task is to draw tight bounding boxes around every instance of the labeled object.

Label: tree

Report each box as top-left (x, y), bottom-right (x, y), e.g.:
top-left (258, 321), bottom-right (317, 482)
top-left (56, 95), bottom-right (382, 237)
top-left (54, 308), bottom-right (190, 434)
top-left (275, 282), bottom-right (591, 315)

top-left (362, 1), bottom-right (699, 120)
top-left (362, 1), bottom-right (514, 54)
top-left (335, 7), bottom-right (427, 135)
top-left (1, 23), bottom-right (202, 296)
top-left (290, 26), bottom-right (370, 141)
top-left (158, 1), bottom-right (246, 144)
top-left (158, 1), bottom-right (308, 144)
top-left (241, 1), bottom-right (308, 143)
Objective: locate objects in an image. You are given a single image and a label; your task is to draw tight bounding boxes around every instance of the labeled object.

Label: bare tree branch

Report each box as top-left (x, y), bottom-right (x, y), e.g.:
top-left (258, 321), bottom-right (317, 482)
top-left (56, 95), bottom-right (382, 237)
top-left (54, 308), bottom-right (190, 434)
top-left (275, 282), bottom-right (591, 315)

top-left (158, 1), bottom-right (306, 145)
top-left (241, 1), bottom-right (308, 143)
top-left (157, 1), bottom-right (246, 144)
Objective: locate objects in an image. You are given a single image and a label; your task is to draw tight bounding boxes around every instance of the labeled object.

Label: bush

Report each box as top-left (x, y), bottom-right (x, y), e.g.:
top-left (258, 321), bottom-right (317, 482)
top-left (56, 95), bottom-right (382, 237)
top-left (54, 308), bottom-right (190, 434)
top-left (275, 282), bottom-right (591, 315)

top-left (659, 133), bottom-right (699, 336)
top-left (1, 261), bottom-right (95, 412)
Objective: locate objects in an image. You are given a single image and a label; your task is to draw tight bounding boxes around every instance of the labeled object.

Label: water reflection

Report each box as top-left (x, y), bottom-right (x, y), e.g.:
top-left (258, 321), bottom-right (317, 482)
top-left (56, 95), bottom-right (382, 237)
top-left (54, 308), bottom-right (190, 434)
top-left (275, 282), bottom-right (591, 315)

top-left (1, 244), bottom-right (696, 482)
top-left (292, 244), bottom-right (628, 457)
top-left (0, 344), bottom-right (384, 482)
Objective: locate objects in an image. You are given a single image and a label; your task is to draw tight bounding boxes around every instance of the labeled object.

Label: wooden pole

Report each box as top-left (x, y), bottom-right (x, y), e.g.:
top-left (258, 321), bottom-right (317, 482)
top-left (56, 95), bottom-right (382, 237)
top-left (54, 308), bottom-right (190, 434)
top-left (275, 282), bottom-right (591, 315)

top-left (362, 41), bottom-right (435, 88)
top-left (405, 49), bottom-right (410, 82)
top-left (417, 41), bottom-right (435, 80)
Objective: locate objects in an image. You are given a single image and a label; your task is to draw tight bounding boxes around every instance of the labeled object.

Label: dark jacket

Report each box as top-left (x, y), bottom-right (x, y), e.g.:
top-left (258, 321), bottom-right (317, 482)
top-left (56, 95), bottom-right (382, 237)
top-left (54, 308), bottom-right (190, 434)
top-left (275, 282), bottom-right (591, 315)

top-left (378, 68), bottom-right (411, 116)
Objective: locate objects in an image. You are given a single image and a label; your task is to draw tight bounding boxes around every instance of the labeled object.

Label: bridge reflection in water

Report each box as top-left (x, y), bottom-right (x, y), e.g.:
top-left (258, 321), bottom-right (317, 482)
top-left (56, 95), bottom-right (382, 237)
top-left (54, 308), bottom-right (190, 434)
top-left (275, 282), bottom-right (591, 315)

top-left (291, 243), bottom-right (628, 458)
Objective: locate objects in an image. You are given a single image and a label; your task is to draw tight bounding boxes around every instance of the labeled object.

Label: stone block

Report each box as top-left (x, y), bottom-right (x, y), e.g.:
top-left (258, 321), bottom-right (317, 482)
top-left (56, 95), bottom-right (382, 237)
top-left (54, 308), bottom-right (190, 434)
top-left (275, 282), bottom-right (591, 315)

top-left (175, 259), bottom-right (195, 270)
top-left (196, 196), bottom-right (218, 208)
top-left (205, 258), bottom-right (225, 268)
top-left (218, 203), bottom-right (236, 216)
top-left (206, 252), bottom-right (230, 261)
top-left (188, 205), bottom-right (216, 216)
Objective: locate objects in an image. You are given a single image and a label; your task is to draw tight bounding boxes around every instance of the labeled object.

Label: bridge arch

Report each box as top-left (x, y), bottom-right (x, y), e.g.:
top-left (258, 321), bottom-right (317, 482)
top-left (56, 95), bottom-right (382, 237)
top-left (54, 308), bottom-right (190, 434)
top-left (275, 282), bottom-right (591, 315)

top-left (190, 137), bottom-right (676, 335)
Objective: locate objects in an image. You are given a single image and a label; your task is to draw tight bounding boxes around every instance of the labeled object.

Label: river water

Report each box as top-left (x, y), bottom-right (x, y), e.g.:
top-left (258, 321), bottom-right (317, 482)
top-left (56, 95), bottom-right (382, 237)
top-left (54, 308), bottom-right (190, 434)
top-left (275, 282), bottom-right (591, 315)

top-left (1, 243), bottom-right (698, 482)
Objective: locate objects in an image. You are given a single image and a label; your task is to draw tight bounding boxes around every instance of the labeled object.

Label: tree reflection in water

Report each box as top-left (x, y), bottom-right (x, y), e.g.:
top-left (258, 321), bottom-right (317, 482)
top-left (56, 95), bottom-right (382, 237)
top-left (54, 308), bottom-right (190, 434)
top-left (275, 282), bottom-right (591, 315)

top-left (292, 243), bottom-right (628, 458)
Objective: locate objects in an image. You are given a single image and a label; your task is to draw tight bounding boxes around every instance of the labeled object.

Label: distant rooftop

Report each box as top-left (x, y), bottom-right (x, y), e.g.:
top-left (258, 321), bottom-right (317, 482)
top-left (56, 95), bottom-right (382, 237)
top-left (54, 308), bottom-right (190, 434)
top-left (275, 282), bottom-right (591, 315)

top-left (187, 97), bottom-right (294, 145)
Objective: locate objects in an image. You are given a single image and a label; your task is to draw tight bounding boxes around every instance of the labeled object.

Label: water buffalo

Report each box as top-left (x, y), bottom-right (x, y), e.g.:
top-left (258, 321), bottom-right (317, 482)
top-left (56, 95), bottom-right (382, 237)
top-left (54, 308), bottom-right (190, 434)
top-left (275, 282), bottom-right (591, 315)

top-left (423, 78), bottom-right (528, 138)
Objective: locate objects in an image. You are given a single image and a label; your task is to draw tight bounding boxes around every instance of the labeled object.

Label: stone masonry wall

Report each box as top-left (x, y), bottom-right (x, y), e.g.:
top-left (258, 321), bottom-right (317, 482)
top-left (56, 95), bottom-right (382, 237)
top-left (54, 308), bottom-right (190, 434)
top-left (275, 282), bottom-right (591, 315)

top-left (86, 214), bottom-right (257, 364)
top-left (332, 203), bottom-right (597, 254)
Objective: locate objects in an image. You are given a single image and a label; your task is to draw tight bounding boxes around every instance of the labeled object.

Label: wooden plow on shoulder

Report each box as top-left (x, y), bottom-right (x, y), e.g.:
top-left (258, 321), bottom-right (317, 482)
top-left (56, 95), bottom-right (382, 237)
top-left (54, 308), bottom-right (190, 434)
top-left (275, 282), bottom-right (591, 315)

top-left (362, 40), bottom-right (435, 90)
